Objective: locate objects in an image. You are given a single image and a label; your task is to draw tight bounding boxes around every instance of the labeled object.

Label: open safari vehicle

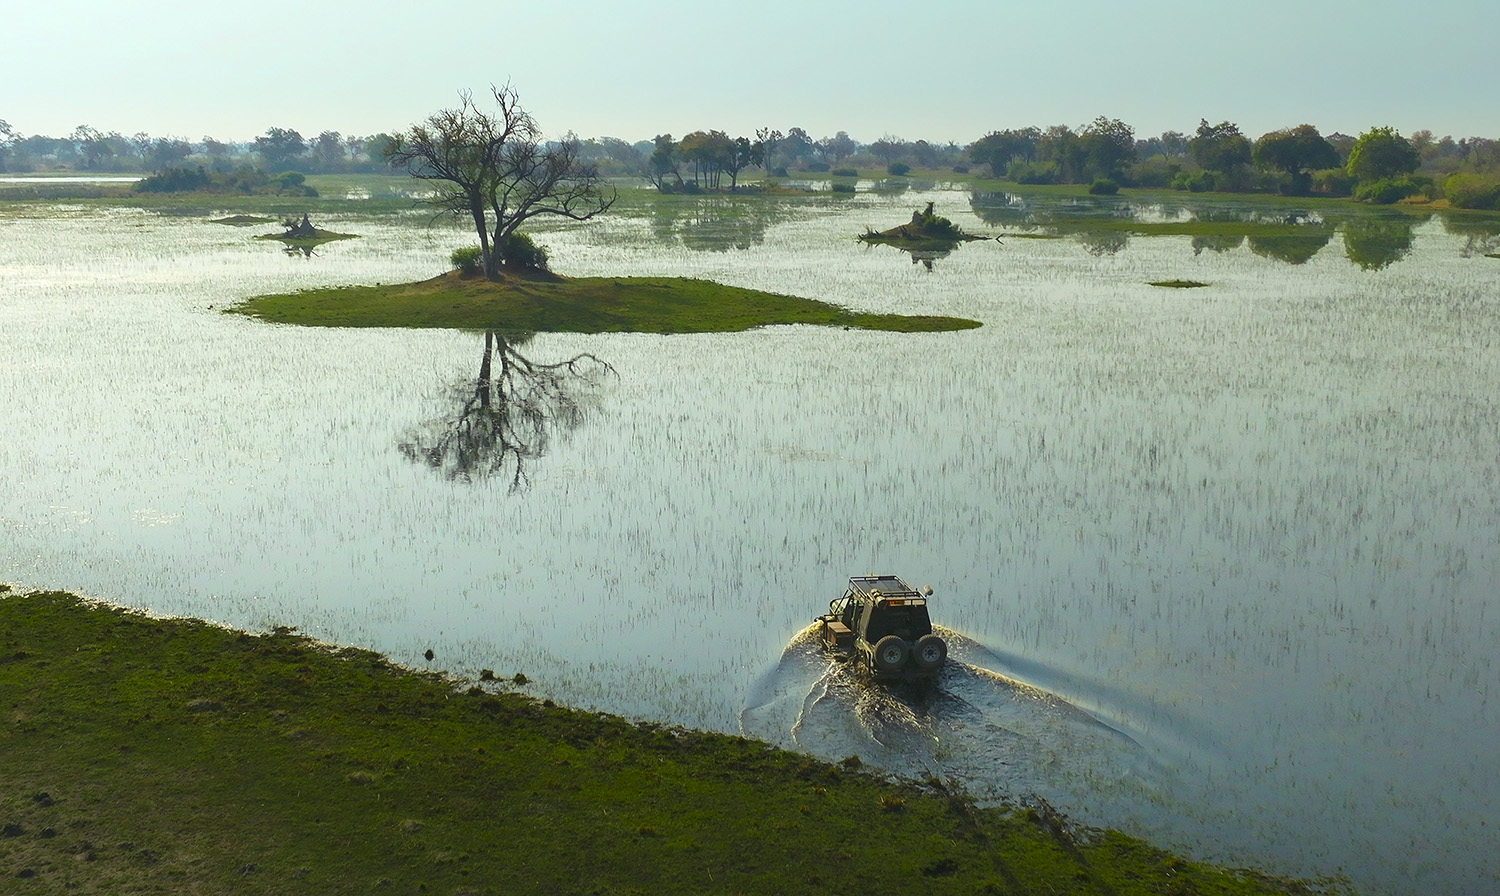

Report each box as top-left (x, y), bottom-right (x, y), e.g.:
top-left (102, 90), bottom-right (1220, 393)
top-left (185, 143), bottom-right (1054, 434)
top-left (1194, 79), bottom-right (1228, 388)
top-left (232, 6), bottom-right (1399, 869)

top-left (817, 575), bottom-right (947, 680)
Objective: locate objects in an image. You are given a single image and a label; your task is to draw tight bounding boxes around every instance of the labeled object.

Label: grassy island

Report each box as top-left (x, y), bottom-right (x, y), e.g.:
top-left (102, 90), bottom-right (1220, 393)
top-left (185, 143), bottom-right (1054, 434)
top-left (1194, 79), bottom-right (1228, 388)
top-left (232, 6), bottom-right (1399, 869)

top-left (231, 269), bottom-right (982, 333)
top-left (0, 588), bottom-right (1333, 895)
top-left (859, 202), bottom-right (990, 252)
top-left (253, 228), bottom-right (358, 250)
top-left (250, 212), bottom-right (359, 251)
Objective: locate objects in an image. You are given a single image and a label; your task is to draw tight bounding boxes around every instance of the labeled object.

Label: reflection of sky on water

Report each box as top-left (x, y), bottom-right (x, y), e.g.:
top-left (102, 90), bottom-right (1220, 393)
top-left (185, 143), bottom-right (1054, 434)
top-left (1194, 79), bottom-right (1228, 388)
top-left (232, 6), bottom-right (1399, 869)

top-left (2, 192), bottom-right (1498, 896)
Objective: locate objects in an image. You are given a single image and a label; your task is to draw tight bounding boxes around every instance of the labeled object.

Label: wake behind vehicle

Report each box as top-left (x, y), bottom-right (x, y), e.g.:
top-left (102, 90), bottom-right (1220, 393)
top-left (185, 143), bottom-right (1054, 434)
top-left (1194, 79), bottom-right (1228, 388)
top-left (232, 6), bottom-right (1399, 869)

top-left (817, 575), bottom-right (947, 680)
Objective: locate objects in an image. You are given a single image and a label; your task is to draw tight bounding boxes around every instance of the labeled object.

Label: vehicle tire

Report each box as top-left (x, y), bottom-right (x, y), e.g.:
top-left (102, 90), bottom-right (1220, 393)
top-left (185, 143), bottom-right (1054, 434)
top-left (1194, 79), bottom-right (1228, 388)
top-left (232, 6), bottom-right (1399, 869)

top-left (872, 636), bottom-right (909, 674)
top-left (914, 633), bottom-right (948, 670)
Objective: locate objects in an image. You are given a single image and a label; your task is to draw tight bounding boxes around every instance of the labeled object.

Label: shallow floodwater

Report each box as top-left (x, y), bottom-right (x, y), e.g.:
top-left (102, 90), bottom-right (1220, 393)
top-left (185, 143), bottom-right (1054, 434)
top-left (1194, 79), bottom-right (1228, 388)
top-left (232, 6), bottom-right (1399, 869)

top-left (2, 189), bottom-right (1498, 895)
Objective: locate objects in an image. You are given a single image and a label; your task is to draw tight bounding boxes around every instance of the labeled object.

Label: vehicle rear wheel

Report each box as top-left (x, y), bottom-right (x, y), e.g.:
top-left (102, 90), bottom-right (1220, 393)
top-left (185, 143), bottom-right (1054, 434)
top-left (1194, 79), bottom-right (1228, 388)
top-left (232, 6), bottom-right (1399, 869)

top-left (872, 636), bottom-right (909, 673)
top-left (914, 633), bottom-right (947, 670)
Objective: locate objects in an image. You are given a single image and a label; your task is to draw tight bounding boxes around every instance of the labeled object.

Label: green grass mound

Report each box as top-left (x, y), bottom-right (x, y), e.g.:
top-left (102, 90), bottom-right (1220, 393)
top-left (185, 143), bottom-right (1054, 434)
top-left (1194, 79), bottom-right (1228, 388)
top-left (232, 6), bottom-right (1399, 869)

top-left (211, 215), bottom-right (279, 226)
top-left (860, 201), bottom-right (989, 251)
top-left (230, 269), bottom-right (982, 334)
top-left (252, 227), bottom-right (358, 249)
top-left (0, 588), bottom-right (1334, 896)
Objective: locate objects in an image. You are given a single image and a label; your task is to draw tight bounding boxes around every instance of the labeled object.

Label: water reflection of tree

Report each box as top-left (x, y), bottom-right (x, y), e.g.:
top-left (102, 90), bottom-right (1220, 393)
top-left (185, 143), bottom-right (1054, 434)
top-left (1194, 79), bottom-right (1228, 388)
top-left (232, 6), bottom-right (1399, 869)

top-left (1191, 232), bottom-right (1246, 254)
top-left (969, 192), bottom-right (1136, 252)
top-left (1076, 229), bottom-right (1129, 256)
top-left (1247, 229), bottom-right (1333, 265)
top-left (399, 331), bottom-right (613, 489)
top-left (1187, 209), bottom-right (1252, 255)
top-left (1440, 212), bottom-right (1500, 258)
top-left (647, 195), bottom-right (790, 251)
top-left (965, 191), bottom-right (1436, 267)
top-left (1341, 215), bottom-right (1421, 271)
top-left (968, 191), bottom-right (1039, 230)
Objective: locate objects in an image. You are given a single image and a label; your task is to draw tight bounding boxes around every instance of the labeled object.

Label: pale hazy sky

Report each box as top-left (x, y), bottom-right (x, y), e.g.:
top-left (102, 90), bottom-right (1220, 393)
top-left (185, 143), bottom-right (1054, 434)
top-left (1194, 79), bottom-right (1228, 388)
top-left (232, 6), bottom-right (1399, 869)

top-left (4, 0), bottom-right (1496, 146)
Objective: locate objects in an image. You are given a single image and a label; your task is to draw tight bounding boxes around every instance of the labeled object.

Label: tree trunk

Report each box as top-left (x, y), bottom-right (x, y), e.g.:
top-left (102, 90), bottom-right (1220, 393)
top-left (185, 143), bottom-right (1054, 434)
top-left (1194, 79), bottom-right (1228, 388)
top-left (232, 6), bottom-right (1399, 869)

top-left (469, 200), bottom-right (495, 279)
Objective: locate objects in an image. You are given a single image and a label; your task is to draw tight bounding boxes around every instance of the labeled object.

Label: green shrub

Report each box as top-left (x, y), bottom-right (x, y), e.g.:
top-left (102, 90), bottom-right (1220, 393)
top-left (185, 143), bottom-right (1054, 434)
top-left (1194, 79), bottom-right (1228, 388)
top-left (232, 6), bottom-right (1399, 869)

top-left (1312, 168), bottom-right (1356, 197)
top-left (1246, 170), bottom-right (1283, 194)
top-left (886, 162), bottom-right (911, 176)
top-left (951, 164), bottom-right (969, 174)
top-left (134, 165), bottom-right (213, 193)
top-left (1127, 158), bottom-right (1179, 188)
top-left (450, 245), bottom-right (484, 276)
top-left (495, 231), bottom-right (549, 271)
top-left (223, 165), bottom-right (272, 194)
top-left (832, 168), bottom-right (858, 177)
top-left (133, 164), bottom-right (318, 196)
top-left (271, 170), bottom-right (318, 196)
top-left (1354, 177), bottom-right (1423, 204)
top-left (1088, 178), bottom-right (1119, 195)
top-left (1277, 171), bottom-right (1315, 196)
top-left (830, 182), bottom-right (856, 193)
top-left (1443, 173), bottom-right (1500, 209)
top-left (1007, 161), bottom-right (1057, 184)
top-left (1172, 170), bottom-right (1217, 192)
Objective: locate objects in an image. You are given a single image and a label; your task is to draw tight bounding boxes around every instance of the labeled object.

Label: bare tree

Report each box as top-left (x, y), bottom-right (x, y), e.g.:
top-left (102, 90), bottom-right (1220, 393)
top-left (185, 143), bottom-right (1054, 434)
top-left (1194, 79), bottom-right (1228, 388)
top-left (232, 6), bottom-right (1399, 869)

top-left (384, 84), bottom-right (614, 279)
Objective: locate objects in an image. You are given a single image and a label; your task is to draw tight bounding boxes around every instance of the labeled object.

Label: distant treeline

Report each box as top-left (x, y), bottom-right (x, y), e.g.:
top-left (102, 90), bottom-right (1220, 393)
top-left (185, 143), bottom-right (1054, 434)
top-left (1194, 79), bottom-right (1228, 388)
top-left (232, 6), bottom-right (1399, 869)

top-left (133, 166), bottom-right (318, 196)
top-left (961, 119), bottom-right (1500, 208)
top-left (0, 124), bottom-right (393, 177)
top-left (623, 121), bottom-right (1500, 209)
top-left (3, 117), bottom-right (1498, 209)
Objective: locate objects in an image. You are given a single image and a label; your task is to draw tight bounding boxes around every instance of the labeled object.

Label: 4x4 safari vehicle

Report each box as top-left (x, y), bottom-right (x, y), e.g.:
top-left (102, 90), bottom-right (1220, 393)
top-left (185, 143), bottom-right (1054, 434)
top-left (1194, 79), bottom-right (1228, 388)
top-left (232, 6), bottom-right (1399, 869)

top-left (817, 575), bottom-right (947, 680)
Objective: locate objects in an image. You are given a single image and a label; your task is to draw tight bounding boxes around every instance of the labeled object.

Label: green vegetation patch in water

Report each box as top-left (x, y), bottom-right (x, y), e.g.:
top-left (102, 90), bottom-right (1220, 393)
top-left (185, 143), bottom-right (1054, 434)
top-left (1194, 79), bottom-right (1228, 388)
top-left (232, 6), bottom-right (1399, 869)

top-left (0, 588), bottom-right (1334, 896)
top-left (1149, 279), bottom-right (1211, 288)
top-left (231, 270), bottom-right (982, 333)
top-left (211, 214), bottom-right (279, 226)
top-left (859, 201), bottom-right (989, 251)
top-left (253, 228), bottom-right (359, 249)
top-left (252, 214), bottom-right (358, 249)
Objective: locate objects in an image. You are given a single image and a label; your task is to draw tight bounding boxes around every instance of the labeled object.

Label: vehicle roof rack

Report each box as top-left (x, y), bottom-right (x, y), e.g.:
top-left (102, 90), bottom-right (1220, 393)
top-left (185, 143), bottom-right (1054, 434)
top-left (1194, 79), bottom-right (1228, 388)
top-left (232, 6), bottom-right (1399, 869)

top-left (848, 574), bottom-right (923, 600)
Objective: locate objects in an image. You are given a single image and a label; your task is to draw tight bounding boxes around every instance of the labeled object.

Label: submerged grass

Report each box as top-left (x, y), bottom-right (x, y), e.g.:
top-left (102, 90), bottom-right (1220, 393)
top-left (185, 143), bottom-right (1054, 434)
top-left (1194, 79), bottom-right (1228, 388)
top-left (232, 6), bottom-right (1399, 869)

top-left (230, 269), bottom-right (981, 333)
top-left (0, 588), bottom-right (1336, 896)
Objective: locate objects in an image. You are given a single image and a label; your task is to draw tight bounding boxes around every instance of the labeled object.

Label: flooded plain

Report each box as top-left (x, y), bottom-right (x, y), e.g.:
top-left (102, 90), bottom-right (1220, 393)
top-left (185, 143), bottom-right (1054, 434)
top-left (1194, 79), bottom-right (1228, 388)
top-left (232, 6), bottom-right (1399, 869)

top-left (2, 186), bottom-right (1498, 895)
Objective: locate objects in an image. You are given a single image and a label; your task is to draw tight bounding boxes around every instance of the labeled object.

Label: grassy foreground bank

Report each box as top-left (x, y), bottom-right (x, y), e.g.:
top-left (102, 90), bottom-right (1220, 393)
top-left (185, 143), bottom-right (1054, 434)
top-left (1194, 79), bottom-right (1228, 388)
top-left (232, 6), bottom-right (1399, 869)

top-left (0, 588), bottom-right (1338, 895)
top-left (230, 269), bottom-right (981, 333)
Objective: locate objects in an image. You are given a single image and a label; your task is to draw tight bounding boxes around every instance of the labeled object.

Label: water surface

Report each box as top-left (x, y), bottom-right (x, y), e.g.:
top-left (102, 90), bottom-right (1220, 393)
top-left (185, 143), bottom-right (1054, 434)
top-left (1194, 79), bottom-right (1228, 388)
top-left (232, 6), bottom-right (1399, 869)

top-left (2, 191), bottom-right (1497, 895)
